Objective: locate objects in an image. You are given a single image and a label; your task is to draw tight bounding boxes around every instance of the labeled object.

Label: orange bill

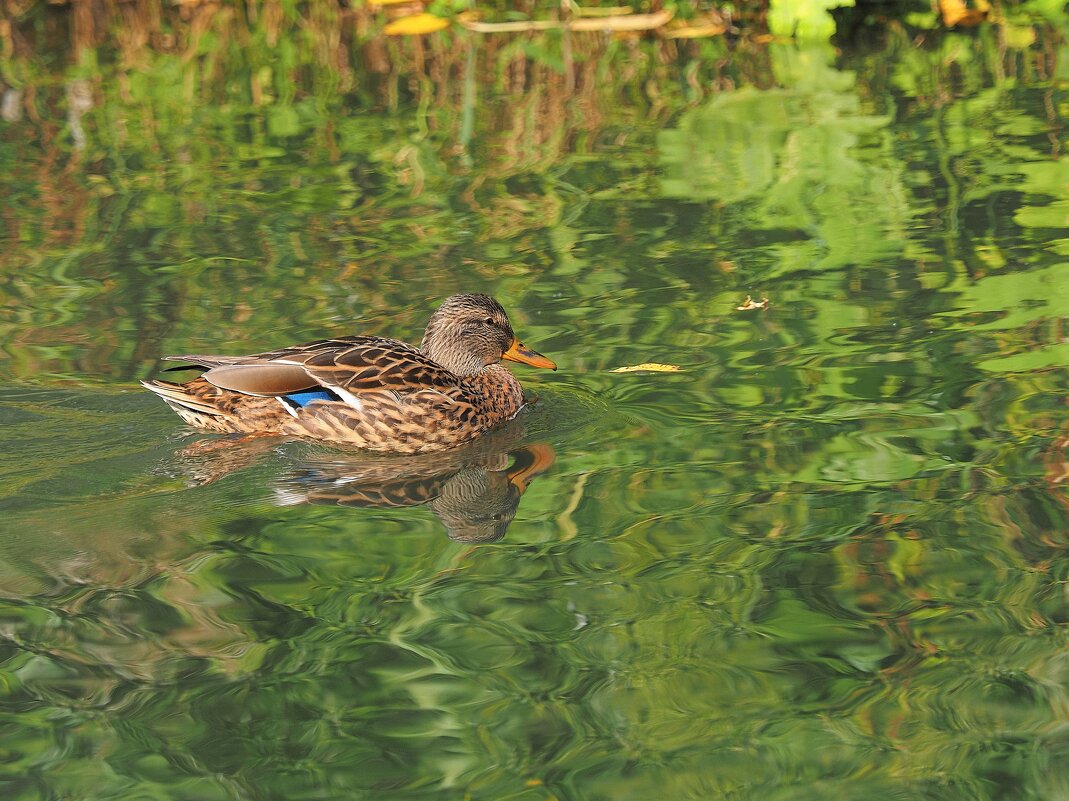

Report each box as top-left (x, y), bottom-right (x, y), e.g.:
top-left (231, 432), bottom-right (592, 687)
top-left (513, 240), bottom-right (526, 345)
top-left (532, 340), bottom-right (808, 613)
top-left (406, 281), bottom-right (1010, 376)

top-left (503, 337), bottom-right (557, 370)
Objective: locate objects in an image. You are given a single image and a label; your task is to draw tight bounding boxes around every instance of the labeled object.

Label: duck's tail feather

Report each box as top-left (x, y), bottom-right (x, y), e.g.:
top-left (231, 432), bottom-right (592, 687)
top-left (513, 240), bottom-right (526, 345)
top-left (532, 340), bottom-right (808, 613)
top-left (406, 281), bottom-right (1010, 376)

top-left (141, 380), bottom-right (231, 418)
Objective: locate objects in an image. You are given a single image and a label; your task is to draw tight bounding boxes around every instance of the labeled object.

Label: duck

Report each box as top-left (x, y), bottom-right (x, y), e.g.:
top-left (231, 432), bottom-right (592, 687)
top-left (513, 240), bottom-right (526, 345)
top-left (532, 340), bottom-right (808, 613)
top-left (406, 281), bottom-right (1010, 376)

top-left (141, 293), bottom-right (556, 454)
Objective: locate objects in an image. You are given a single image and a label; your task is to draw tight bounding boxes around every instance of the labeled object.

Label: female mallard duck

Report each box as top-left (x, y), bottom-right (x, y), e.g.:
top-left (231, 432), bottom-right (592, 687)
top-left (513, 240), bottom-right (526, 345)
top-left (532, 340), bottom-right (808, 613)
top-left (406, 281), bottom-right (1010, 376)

top-left (142, 294), bottom-right (556, 454)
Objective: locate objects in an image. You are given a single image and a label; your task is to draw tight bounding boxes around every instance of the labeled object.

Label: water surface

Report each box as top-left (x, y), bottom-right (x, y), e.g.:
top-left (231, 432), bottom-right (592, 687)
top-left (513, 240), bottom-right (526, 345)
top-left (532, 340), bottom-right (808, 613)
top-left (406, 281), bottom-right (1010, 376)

top-left (1, 10), bottom-right (1068, 801)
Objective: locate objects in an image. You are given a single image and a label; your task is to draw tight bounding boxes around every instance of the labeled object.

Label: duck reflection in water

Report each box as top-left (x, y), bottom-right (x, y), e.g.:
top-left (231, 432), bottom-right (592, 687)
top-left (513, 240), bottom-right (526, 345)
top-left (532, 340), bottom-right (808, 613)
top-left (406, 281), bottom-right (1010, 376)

top-left (171, 422), bottom-right (555, 543)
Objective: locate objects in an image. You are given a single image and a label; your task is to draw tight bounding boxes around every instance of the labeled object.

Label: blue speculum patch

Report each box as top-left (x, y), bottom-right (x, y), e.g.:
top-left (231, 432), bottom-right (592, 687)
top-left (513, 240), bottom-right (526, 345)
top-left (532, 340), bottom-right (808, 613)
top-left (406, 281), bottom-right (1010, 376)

top-left (284, 389), bottom-right (336, 407)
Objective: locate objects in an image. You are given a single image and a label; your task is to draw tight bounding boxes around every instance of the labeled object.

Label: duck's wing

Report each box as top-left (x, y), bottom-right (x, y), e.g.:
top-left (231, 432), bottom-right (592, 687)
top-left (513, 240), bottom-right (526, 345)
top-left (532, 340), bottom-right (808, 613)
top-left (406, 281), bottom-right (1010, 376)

top-left (165, 336), bottom-right (461, 398)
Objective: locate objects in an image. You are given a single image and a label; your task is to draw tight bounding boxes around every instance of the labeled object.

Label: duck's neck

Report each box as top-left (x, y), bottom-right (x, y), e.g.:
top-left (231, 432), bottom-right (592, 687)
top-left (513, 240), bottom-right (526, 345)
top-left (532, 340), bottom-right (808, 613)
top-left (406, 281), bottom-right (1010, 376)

top-left (462, 364), bottom-right (524, 424)
top-left (420, 336), bottom-right (483, 376)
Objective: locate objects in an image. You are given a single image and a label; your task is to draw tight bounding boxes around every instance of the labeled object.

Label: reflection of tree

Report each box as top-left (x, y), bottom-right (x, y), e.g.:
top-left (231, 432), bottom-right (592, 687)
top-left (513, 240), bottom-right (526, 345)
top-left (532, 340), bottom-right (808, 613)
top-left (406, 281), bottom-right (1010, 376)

top-left (4, 11), bottom-right (1068, 395)
top-left (0, 4), bottom-right (734, 383)
top-left (659, 75), bottom-right (908, 274)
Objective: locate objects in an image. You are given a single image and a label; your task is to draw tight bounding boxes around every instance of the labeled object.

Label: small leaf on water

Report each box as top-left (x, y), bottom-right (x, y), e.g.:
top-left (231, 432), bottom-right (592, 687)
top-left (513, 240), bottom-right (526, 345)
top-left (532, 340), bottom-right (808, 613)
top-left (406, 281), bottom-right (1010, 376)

top-left (384, 13), bottom-right (450, 36)
top-left (736, 295), bottom-right (770, 311)
top-left (939, 0), bottom-right (988, 26)
top-left (609, 363), bottom-right (681, 373)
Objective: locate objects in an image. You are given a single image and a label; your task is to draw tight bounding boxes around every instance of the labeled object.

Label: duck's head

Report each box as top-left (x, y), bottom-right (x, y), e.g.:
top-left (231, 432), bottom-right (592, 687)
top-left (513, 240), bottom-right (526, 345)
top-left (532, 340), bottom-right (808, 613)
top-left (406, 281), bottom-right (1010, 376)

top-left (420, 293), bottom-right (556, 376)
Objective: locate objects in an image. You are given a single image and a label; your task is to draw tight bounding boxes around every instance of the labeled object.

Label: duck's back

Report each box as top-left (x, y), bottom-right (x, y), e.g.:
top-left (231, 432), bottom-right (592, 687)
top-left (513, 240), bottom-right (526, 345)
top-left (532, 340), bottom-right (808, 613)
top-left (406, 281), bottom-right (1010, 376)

top-left (279, 360), bottom-right (526, 453)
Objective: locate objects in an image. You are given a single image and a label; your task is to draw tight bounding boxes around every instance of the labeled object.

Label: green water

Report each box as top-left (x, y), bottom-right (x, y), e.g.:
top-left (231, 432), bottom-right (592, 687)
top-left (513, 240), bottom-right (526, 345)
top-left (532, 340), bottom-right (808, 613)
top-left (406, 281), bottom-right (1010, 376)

top-left (2, 13), bottom-right (1069, 801)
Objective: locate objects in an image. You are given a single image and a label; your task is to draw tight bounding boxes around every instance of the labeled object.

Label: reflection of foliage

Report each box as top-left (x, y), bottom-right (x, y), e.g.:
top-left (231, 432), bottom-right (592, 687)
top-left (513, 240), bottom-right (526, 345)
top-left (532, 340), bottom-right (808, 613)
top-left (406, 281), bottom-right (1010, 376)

top-left (0, 6), bottom-right (1069, 801)
top-left (659, 49), bottom-right (905, 274)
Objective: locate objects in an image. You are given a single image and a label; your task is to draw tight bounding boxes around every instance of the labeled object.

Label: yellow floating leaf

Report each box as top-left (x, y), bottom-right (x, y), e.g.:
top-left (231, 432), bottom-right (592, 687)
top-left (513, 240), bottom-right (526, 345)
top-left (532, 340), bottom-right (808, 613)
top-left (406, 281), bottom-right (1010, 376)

top-left (665, 23), bottom-right (726, 38)
top-left (609, 363), bottom-right (681, 373)
top-left (939, 0), bottom-right (988, 26)
top-left (939, 0), bottom-right (966, 24)
top-left (384, 13), bottom-right (450, 36)
top-left (369, 0), bottom-right (421, 5)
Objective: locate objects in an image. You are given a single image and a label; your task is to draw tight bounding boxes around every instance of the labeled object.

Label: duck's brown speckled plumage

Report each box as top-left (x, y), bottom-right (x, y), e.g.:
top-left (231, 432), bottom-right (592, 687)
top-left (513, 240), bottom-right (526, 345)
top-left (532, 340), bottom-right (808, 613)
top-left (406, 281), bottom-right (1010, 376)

top-left (141, 294), bottom-right (556, 454)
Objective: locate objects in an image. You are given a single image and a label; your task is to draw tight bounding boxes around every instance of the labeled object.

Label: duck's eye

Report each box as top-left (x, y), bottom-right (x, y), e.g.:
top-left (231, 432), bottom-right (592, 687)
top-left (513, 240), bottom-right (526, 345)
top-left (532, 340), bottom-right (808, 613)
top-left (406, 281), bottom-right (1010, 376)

top-left (484, 316), bottom-right (494, 325)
